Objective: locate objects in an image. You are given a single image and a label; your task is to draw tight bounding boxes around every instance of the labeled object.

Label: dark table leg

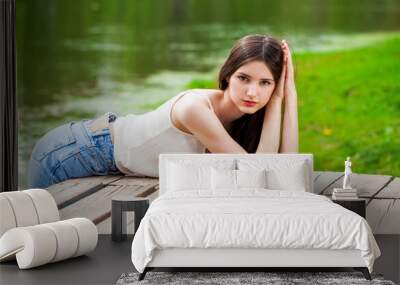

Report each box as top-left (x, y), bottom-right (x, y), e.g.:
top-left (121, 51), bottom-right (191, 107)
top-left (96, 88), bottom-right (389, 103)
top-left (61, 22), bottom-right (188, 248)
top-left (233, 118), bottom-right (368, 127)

top-left (133, 201), bottom-right (149, 233)
top-left (112, 199), bottom-right (150, 242)
top-left (112, 201), bottom-right (126, 242)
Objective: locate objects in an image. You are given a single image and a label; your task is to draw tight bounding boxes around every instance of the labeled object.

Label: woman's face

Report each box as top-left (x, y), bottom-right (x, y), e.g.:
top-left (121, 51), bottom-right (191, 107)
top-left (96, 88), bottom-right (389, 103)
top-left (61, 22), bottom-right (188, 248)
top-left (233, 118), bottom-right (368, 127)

top-left (226, 60), bottom-right (276, 114)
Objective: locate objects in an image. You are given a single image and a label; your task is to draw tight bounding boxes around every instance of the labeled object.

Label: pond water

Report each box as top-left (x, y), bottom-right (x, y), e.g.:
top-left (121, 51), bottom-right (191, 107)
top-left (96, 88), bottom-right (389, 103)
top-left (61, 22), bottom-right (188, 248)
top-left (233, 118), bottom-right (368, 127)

top-left (16, 0), bottom-right (400, 187)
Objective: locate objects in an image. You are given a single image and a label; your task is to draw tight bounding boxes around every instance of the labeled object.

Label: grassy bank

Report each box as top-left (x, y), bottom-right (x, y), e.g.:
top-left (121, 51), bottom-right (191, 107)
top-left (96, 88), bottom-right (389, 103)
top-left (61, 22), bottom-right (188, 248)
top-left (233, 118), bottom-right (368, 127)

top-left (184, 36), bottom-right (400, 176)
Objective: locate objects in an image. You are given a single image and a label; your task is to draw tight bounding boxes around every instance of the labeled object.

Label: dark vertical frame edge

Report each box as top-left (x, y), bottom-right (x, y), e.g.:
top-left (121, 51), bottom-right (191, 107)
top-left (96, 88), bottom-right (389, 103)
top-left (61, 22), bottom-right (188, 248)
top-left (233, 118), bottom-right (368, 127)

top-left (0, 0), bottom-right (17, 192)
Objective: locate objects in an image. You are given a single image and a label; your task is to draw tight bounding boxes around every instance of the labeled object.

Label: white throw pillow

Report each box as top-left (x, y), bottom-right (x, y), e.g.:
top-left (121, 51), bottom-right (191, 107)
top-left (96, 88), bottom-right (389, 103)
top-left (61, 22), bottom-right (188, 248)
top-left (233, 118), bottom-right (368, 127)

top-left (211, 168), bottom-right (236, 190)
top-left (165, 159), bottom-right (236, 193)
top-left (237, 159), bottom-right (309, 191)
top-left (167, 162), bottom-right (211, 191)
top-left (236, 169), bottom-right (268, 189)
top-left (211, 168), bottom-right (268, 190)
top-left (267, 166), bottom-right (307, 191)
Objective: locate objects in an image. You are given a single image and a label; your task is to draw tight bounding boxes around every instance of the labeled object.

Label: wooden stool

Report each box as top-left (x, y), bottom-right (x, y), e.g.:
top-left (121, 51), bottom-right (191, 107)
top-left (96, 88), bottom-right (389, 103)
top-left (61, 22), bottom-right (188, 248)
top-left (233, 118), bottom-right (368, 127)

top-left (111, 197), bottom-right (149, 242)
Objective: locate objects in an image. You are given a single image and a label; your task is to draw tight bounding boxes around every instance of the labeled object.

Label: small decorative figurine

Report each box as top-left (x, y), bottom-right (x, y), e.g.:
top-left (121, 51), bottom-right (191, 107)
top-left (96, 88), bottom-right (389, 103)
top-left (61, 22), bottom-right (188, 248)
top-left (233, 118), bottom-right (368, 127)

top-left (332, 157), bottom-right (358, 199)
top-left (342, 157), bottom-right (352, 190)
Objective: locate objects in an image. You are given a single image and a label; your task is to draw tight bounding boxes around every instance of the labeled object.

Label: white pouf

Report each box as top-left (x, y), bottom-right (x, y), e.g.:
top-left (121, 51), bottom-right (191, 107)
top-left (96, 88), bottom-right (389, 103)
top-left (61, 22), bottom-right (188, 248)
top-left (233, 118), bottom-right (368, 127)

top-left (1, 191), bottom-right (40, 227)
top-left (64, 218), bottom-right (98, 257)
top-left (0, 189), bottom-right (59, 236)
top-left (24, 188), bottom-right (60, 223)
top-left (0, 189), bottom-right (98, 269)
top-left (0, 196), bottom-right (17, 237)
top-left (0, 218), bottom-right (98, 269)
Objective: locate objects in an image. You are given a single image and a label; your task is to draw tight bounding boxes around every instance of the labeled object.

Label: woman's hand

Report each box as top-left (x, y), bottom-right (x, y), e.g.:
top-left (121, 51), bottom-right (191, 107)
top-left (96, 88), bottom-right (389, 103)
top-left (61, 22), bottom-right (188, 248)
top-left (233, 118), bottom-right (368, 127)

top-left (281, 40), bottom-right (297, 102)
top-left (279, 40), bottom-right (299, 153)
top-left (270, 45), bottom-right (287, 103)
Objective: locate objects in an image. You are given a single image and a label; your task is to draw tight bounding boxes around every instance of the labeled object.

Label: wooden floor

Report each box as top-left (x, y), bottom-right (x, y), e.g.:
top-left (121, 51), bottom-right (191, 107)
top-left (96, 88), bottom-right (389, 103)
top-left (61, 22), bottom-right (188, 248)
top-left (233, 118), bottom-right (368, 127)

top-left (45, 171), bottom-right (399, 235)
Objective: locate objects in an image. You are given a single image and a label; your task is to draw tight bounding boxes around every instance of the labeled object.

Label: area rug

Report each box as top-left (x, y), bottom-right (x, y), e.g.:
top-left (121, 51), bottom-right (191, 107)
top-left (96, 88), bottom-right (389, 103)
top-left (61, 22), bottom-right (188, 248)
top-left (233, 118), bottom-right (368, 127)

top-left (116, 271), bottom-right (396, 285)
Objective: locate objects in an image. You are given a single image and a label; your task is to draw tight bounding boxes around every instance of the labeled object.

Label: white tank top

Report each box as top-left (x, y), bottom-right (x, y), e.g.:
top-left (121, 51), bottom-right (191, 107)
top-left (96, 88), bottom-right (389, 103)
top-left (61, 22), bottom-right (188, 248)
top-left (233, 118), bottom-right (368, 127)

top-left (112, 90), bottom-right (213, 177)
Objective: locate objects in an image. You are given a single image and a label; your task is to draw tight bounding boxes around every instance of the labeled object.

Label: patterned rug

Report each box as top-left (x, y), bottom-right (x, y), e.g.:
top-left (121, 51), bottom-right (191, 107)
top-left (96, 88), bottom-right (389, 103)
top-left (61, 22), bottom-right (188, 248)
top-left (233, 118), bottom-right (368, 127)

top-left (116, 271), bottom-right (396, 285)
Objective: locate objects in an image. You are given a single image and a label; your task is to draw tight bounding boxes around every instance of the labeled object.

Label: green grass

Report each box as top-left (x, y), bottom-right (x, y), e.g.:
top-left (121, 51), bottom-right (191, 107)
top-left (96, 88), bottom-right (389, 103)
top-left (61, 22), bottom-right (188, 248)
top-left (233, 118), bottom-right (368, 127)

top-left (184, 36), bottom-right (400, 176)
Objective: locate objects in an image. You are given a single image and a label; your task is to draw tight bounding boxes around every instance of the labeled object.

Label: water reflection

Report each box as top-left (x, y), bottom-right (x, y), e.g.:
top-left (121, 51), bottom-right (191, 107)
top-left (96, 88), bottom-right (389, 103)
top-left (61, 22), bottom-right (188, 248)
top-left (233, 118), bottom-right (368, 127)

top-left (17, 0), bottom-right (400, 105)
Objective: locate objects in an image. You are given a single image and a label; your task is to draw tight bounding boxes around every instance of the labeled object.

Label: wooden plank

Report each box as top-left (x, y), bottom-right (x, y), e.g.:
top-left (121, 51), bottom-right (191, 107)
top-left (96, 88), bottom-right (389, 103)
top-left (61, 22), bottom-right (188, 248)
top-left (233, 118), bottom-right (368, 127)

top-left (375, 177), bottom-right (400, 199)
top-left (366, 199), bottom-right (389, 233)
top-left (59, 185), bottom-right (139, 222)
top-left (59, 183), bottom-right (158, 225)
top-left (109, 176), bottom-right (158, 186)
top-left (312, 171), bottom-right (321, 183)
top-left (367, 199), bottom-right (400, 234)
top-left (146, 189), bottom-right (160, 203)
top-left (46, 175), bottom-right (123, 208)
top-left (136, 184), bottom-right (159, 198)
top-left (320, 173), bottom-right (392, 197)
top-left (96, 219), bottom-right (114, 235)
top-left (313, 171), bottom-right (343, 194)
top-left (378, 199), bottom-right (400, 234)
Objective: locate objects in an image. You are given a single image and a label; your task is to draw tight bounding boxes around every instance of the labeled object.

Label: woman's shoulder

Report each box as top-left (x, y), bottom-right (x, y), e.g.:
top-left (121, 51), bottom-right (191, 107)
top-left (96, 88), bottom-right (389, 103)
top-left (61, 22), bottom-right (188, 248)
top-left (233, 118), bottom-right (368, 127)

top-left (170, 89), bottom-right (222, 133)
top-left (184, 88), bottom-right (222, 97)
top-left (175, 88), bottom-right (222, 109)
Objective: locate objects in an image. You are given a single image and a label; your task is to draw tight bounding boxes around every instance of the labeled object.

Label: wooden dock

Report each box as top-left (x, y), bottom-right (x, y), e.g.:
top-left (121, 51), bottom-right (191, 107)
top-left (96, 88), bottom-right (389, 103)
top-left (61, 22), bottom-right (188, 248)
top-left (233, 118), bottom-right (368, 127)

top-left (45, 172), bottom-right (399, 234)
top-left (46, 176), bottom-right (159, 234)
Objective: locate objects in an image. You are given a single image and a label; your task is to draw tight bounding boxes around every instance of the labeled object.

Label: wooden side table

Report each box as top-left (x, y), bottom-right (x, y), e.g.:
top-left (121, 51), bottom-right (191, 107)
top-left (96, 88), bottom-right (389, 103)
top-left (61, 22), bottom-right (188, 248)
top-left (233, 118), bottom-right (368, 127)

top-left (111, 196), bottom-right (150, 242)
top-left (332, 198), bottom-right (366, 218)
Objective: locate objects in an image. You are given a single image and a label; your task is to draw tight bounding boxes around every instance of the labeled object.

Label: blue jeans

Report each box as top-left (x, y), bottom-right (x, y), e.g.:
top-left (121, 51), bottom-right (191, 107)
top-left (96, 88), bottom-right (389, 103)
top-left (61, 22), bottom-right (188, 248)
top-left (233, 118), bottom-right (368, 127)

top-left (28, 114), bottom-right (121, 188)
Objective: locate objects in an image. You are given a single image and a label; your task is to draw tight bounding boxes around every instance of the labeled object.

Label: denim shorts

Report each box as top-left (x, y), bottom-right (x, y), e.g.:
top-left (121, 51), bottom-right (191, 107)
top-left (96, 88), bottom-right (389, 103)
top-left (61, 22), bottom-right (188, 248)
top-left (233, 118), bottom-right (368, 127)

top-left (27, 112), bottom-right (121, 188)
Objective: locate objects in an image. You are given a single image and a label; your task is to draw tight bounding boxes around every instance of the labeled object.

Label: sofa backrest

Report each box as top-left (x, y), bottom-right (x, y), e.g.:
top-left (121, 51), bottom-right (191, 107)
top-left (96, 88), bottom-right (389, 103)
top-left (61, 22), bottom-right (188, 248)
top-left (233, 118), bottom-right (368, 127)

top-left (159, 153), bottom-right (314, 195)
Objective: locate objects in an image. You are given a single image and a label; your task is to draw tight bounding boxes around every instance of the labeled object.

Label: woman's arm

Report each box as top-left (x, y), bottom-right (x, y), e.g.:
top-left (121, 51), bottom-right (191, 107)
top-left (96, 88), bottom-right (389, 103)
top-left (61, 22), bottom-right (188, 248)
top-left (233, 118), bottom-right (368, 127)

top-left (256, 48), bottom-right (287, 153)
top-left (179, 97), bottom-right (284, 154)
top-left (255, 98), bottom-right (282, 153)
top-left (280, 41), bottom-right (299, 153)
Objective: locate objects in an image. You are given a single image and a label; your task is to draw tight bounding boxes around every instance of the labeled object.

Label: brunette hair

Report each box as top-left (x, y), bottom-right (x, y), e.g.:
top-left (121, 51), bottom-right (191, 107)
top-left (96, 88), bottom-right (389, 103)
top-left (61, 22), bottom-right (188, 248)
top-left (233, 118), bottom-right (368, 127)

top-left (218, 35), bottom-right (284, 153)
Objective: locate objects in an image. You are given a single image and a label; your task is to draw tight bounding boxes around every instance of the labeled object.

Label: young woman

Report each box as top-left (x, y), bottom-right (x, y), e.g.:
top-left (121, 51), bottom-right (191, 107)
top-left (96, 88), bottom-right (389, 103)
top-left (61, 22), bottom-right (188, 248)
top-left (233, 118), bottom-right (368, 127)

top-left (28, 34), bottom-right (298, 188)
